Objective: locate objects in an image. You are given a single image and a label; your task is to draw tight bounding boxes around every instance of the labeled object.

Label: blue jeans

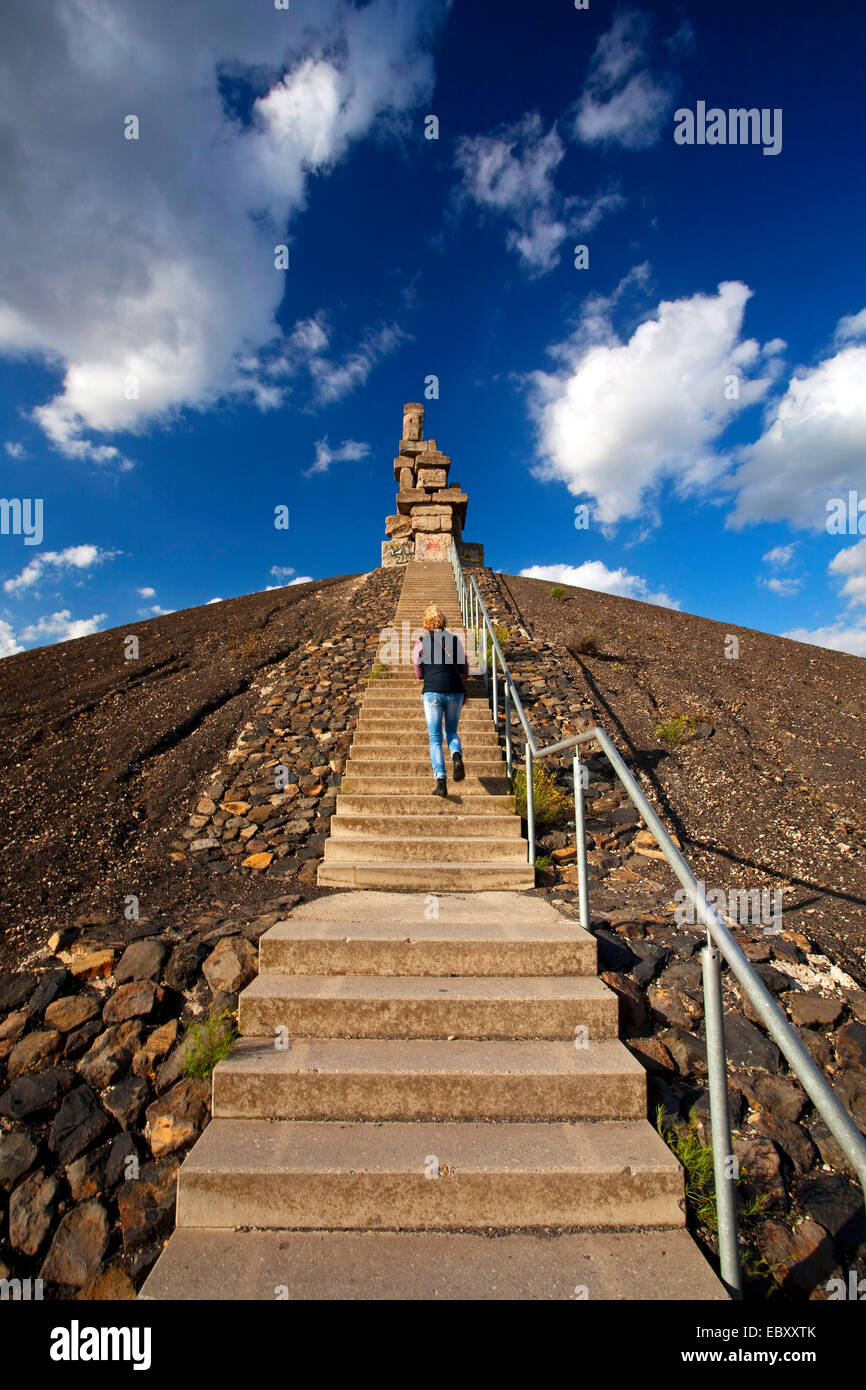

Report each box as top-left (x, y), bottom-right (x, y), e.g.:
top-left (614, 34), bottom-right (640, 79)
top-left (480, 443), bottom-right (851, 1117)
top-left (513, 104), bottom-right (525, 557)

top-left (422, 691), bottom-right (464, 778)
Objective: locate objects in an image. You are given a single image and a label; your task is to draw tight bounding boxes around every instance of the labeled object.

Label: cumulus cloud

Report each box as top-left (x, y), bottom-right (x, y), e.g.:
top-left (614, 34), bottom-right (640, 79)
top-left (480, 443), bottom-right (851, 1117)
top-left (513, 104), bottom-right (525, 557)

top-left (572, 11), bottom-right (691, 150)
top-left (269, 566), bottom-right (296, 581)
top-left (833, 307), bottom-right (866, 344)
top-left (830, 538), bottom-right (866, 607)
top-left (137, 586), bottom-right (156, 598)
top-left (783, 620), bottom-right (866, 659)
top-left (19, 610), bottom-right (107, 644)
top-left (781, 541), bottom-right (866, 656)
top-left (305, 436), bottom-right (371, 478)
top-left (726, 333), bottom-right (866, 530)
top-left (0, 0), bottom-right (445, 462)
top-left (0, 620), bottom-right (24, 658)
top-left (4, 442), bottom-right (25, 459)
top-left (455, 113), bottom-right (623, 276)
top-left (527, 280), bottom-right (782, 527)
top-left (3, 543), bottom-right (116, 594)
top-left (518, 561), bottom-right (679, 609)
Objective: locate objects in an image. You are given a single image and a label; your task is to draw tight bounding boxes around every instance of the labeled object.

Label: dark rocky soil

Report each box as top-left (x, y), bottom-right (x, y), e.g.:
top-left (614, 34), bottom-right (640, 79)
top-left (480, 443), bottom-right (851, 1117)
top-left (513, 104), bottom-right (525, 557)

top-left (494, 571), bottom-right (866, 978)
top-left (0, 573), bottom-right (369, 974)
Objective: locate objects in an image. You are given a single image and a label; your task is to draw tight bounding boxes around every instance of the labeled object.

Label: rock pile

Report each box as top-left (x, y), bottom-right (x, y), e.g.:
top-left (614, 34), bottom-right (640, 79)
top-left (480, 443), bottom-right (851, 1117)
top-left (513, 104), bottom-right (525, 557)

top-left (0, 896), bottom-right (300, 1297)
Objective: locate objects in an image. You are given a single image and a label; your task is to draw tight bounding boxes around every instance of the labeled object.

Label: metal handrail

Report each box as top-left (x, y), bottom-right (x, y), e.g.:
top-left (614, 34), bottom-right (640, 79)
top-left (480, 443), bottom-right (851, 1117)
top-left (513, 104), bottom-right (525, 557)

top-left (446, 540), bottom-right (866, 1300)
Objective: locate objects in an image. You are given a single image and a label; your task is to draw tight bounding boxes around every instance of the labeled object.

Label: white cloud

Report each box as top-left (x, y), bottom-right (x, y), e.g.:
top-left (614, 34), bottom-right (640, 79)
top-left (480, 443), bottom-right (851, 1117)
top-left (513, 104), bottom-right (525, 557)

top-left (575, 70), bottom-right (672, 150)
top-left (137, 604), bottom-right (174, 616)
top-left (4, 441), bottom-right (26, 459)
top-left (269, 566), bottom-right (296, 580)
top-left (307, 323), bottom-right (407, 405)
top-left (762, 544), bottom-right (795, 567)
top-left (305, 436), bottom-right (371, 478)
top-left (830, 538), bottom-right (866, 607)
top-left (455, 113), bottom-right (623, 276)
top-left (572, 11), bottom-right (686, 151)
top-left (19, 610), bottom-right (107, 644)
top-left (0, 620), bottom-right (24, 658)
top-left (0, 0), bottom-right (444, 463)
top-left (251, 314), bottom-right (408, 405)
top-left (527, 280), bottom-right (782, 527)
top-left (726, 336), bottom-right (866, 530)
top-left (205, 597), bottom-right (223, 605)
top-left (761, 575), bottom-right (801, 597)
top-left (783, 620), bottom-right (866, 659)
top-left (833, 307), bottom-right (866, 344)
top-left (518, 561), bottom-right (679, 609)
top-left (137, 585), bottom-right (156, 597)
top-left (265, 576), bottom-right (313, 589)
top-left (4, 543), bottom-right (116, 594)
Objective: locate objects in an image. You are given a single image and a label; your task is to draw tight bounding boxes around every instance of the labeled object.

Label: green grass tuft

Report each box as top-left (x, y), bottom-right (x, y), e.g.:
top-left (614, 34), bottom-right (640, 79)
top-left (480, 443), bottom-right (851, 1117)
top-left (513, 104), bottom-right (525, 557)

top-left (512, 763), bottom-right (571, 828)
top-left (183, 1010), bottom-right (239, 1081)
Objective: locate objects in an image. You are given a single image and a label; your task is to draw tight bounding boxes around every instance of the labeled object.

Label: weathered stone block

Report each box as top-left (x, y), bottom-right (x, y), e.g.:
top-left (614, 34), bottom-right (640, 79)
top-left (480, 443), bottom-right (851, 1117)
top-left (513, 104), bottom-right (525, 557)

top-left (412, 512), bottom-right (452, 532)
top-left (414, 534), bottom-right (450, 562)
top-left (416, 467), bottom-right (448, 488)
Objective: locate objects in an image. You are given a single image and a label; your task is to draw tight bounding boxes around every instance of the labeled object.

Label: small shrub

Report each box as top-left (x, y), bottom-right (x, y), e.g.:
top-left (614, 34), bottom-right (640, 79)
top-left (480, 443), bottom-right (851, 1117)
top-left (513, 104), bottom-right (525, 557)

top-left (655, 1105), bottom-right (774, 1295)
top-left (367, 660), bottom-right (385, 682)
top-left (654, 711), bottom-right (709, 746)
top-left (183, 1010), bottom-right (239, 1081)
top-left (569, 631), bottom-right (600, 656)
top-left (513, 764), bottom-right (571, 828)
top-left (551, 585), bottom-right (565, 600)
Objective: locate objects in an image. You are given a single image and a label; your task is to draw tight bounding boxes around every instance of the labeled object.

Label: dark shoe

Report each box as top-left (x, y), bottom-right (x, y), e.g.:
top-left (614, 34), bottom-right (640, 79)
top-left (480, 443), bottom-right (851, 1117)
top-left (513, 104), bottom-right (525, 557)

top-left (432, 778), bottom-right (447, 797)
top-left (452, 752), bottom-right (465, 782)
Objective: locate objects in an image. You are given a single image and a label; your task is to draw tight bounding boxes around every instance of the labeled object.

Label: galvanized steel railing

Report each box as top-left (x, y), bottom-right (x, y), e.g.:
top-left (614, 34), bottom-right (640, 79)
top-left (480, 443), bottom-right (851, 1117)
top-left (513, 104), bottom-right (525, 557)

top-left (447, 539), bottom-right (866, 1300)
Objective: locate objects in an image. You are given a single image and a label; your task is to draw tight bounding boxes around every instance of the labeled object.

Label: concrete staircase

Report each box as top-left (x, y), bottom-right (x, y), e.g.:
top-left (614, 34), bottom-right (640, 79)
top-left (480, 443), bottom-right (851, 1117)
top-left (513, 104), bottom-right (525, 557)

top-left (141, 892), bottom-right (726, 1300)
top-left (317, 560), bottom-right (534, 891)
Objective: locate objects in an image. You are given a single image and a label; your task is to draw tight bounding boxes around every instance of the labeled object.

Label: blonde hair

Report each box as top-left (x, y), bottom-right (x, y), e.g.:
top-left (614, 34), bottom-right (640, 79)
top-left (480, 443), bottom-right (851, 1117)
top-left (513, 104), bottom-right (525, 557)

top-left (423, 604), bottom-right (446, 630)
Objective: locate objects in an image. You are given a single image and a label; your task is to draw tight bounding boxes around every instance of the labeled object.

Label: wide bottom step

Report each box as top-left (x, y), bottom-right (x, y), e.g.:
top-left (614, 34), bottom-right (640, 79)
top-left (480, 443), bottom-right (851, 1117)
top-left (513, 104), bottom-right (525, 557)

top-left (140, 1228), bottom-right (726, 1300)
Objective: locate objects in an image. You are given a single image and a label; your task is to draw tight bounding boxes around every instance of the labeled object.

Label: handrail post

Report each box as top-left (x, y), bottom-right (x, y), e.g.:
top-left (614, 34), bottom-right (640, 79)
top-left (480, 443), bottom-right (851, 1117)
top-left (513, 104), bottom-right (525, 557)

top-left (492, 643), bottom-right (498, 724)
top-left (525, 742), bottom-right (535, 866)
top-left (481, 615), bottom-right (489, 690)
top-left (572, 751), bottom-right (590, 932)
top-left (702, 939), bottom-right (743, 1300)
top-left (505, 682), bottom-right (513, 777)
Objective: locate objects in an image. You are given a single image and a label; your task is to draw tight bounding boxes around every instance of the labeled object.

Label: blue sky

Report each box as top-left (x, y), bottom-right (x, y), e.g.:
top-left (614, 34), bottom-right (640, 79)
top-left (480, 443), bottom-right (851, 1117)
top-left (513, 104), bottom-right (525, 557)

top-left (1, 0), bottom-right (865, 657)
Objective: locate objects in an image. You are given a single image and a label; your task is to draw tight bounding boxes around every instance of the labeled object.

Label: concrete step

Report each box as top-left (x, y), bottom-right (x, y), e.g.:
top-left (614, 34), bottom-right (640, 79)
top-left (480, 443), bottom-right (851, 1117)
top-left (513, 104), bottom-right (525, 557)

top-left (258, 910), bottom-right (596, 977)
top-left (173, 1118), bottom-right (684, 1230)
top-left (317, 861), bottom-right (535, 890)
top-left (212, 1037), bottom-right (646, 1120)
top-left (140, 1227), bottom-right (726, 1301)
top-left (322, 835), bottom-right (528, 864)
top-left (338, 775), bottom-right (512, 795)
top-left (345, 758), bottom-right (506, 776)
top-left (351, 733), bottom-right (501, 750)
top-left (329, 813), bottom-right (521, 838)
top-left (335, 794), bottom-right (516, 817)
top-left (238, 974), bottom-right (616, 1038)
top-left (358, 703), bottom-right (493, 717)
